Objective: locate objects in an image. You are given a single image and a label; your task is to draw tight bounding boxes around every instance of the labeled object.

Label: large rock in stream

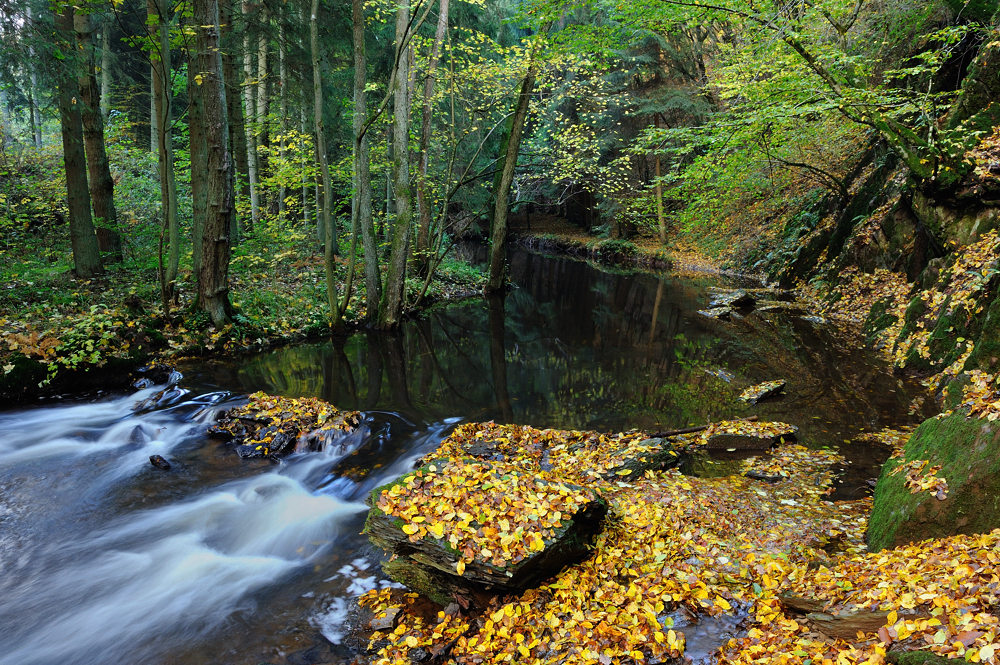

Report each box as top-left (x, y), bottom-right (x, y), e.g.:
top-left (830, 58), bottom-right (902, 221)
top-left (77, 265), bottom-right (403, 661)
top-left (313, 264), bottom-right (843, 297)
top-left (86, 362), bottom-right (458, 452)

top-left (867, 409), bottom-right (1000, 551)
top-left (364, 458), bottom-right (607, 606)
top-left (208, 391), bottom-right (361, 458)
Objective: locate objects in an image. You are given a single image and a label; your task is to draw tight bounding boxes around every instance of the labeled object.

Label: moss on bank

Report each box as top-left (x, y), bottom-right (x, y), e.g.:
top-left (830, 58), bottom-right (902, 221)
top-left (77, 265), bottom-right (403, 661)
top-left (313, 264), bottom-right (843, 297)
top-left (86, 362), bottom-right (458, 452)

top-left (867, 410), bottom-right (1000, 551)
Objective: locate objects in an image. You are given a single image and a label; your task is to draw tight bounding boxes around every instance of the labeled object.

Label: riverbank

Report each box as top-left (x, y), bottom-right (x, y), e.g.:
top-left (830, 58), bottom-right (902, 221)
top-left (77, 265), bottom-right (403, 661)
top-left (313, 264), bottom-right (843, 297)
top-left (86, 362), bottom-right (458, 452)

top-left (0, 242), bottom-right (485, 404)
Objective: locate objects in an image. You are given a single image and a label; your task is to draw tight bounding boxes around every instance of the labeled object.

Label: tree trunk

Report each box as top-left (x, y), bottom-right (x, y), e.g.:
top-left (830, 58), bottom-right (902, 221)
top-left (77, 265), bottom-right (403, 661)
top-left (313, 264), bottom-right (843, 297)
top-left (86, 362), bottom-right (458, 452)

top-left (193, 0), bottom-right (235, 327)
top-left (378, 0), bottom-right (414, 328)
top-left (312, 0), bottom-right (338, 318)
top-left (220, 0), bottom-right (248, 241)
top-left (150, 62), bottom-right (158, 152)
top-left (55, 6), bottom-right (102, 278)
top-left (76, 10), bottom-right (121, 263)
top-left (300, 106), bottom-right (310, 226)
top-left (100, 24), bottom-right (112, 118)
top-left (27, 5), bottom-right (42, 148)
top-left (148, 0), bottom-right (179, 299)
top-left (487, 63), bottom-right (537, 292)
top-left (189, 47), bottom-right (207, 286)
top-left (413, 0), bottom-right (449, 276)
top-left (352, 0), bottom-right (379, 322)
top-left (242, 0), bottom-right (260, 230)
top-left (278, 19), bottom-right (288, 217)
top-left (654, 118), bottom-right (666, 242)
top-left (256, 5), bottom-right (270, 211)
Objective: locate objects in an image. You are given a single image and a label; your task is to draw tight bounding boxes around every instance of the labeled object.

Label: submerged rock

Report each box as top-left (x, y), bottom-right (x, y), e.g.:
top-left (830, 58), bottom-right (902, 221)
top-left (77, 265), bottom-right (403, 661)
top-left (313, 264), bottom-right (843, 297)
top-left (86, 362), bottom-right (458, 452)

top-left (364, 458), bottom-right (606, 606)
top-left (867, 410), bottom-right (1000, 551)
top-left (149, 454), bottom-right (171, 470)
top-left (208, 391), bottom-right (361, 458)
top-left (705, 420), bottom-right (798, 451)
top-left (709, 289), bottom-right (756, 311)
top-left (739, 380), bottom-right (787, 405)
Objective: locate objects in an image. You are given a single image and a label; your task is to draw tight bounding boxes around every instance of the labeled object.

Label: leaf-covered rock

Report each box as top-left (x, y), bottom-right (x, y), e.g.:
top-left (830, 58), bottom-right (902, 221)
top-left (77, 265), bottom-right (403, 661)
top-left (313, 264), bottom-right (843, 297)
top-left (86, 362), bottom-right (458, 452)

top-left (208, 391), bottom-right (361, 458)
top-left (739, 380), bottom-right (787, 405)
top-left (704, 419), bottom-right (798, 451)
top-left (364, 458), bottom-right (606, 604)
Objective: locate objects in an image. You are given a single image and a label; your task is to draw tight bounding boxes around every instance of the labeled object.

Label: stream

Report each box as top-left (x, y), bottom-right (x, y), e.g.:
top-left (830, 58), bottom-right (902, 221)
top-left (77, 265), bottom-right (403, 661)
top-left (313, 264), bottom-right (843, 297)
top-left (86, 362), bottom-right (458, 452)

top-left (0, 249), bottom-right (927, 665)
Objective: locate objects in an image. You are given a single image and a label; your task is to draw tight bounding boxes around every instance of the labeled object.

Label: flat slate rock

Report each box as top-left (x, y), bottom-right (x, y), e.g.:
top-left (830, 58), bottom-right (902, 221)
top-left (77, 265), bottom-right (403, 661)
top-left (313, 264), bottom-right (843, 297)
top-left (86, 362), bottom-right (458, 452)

top-left (709, 289), bottom-right (756, 311)
top-left (364, 458), bottom-right (606, 605)
top-left (208, 391), bottom-right (361, 458)
top-left (739, 380), bottom-right (787, 405)
top-left (705, 421), bottom-right (798, 451)
top-left (698, 306), bottom-right (734, 320)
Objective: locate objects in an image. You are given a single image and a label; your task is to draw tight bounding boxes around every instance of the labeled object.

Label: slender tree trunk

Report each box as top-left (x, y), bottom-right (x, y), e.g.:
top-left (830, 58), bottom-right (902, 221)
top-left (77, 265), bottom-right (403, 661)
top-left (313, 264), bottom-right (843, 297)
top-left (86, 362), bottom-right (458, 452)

top-left (242, 0), bottom-right (260, 229)
top-left (312, 0), bottom-right (338, 317)
top-left (193, 0), bottom-right (234, 327)
top-left (352, 0), bottom-right (379, 322)
top-left (76, 10), bottom-right (121, 263)
top-left (378, 0), bottom-right (413, 328)
top-left (150, 62), bottom-right (158, 152)
top-left (148, 0), bottom-right (179, 298)
top-left (100, 24), bottom-right (112, 118)
top-left (55, 6), bottom-right (102, 277)
top-left (300, 106), bottom-right (310, 226)
top-left (220, 0), bottom-right (248, 241)
top-left (487, 63), bottom-right (537, 292)
top-left (27, 5), bottom-right (42, 148)
top-left (414, 0), bottom-right (449, 275)
top-left (278, 20), bottom-right (288, 217)
top-left (189, 47), bottom-right (207, 286)
top-left (256, 5), bottom-right (270, 211)
top-left (654, 116), bottom-right (666, 243)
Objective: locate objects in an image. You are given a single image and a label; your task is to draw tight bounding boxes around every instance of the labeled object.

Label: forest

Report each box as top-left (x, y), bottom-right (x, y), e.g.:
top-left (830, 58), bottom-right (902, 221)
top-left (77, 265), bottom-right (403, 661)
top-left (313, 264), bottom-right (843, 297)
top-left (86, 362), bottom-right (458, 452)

top-left (3, 0), bottom-right (1000, 664)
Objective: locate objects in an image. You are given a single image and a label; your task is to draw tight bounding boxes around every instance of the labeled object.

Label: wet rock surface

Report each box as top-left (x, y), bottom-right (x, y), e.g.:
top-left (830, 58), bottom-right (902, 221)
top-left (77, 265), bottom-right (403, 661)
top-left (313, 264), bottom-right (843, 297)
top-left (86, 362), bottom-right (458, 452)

top-left (208, 391), bottom-right (362, 458)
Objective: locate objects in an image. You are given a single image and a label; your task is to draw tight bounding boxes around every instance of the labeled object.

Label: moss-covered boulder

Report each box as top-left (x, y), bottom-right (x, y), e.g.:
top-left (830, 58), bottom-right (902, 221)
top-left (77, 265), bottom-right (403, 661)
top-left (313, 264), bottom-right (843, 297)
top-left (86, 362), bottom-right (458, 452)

top-left (208, 391), bottom-right (361, 458)
top-left (867, 410), bottom-right (1000, 551)
top-left (364, 458), bottom-right (606, 605)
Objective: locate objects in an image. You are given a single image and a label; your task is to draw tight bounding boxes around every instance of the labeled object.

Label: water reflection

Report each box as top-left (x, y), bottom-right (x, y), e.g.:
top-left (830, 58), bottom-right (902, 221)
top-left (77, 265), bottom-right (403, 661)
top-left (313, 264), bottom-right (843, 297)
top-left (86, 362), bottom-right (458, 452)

top-left (187, 248), bottom-right (924, 449)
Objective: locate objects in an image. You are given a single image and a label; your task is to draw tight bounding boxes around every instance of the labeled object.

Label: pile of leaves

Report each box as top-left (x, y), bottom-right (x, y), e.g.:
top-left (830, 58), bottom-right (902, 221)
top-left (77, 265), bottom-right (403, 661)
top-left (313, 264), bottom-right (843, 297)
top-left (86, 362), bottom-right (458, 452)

top-left (361, 419), bottom-right (1000, 664)
top-left (959, 370), bottom-right (1000, 421)
top-left (208, 391), bottom-right (360, 458)
top-left (372, 458), bottom-right (599, 570)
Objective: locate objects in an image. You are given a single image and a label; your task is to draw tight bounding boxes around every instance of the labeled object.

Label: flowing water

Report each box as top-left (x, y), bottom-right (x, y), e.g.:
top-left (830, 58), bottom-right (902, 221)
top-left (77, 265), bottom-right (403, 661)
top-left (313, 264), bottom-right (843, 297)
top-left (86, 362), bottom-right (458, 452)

top-left (0, 249), bottom-right (927, 664)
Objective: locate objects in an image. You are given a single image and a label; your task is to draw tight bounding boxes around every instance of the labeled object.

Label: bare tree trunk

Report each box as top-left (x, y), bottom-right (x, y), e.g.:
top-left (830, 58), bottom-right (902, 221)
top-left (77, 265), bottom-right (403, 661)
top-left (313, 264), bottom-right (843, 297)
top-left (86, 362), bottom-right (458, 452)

top-left (27, 5), bottom-right (42, 148)
top-left (220, 0), bottom-right (247, 241)
top-left (100, 24), bottom-right (112, 118)
top-left (55, 5), bottom-right (102, 277)
top-left (312, 0), bottom-right (338, 317)
top-left (378, 0), bottom-right (413, 328)
top-left (256, 5), bottom-right (270, 211)
top-left (487, 63), bottom-right (537, 292)
top-left (654, 116), bottom-right (666, 243)
top-left (148, 0), bottom-right (179, 299)
top-left (193, 0), bottom-right (234, 327)
top-left (300, 106), bottom-right (310, 227)
top-left (189, 46), bottom-right (207, 286)
top-left (413, 0), bottom-right (449, 275)
top-left (242, 0), bottom-right (260, 229)
top-left (76, 9), bottom-right (121, 263)
top-left (352, 0), bottom-right (379, 322)
top-left (150, 62), bottom-right (157, 152)
top-left (278, 19), bottom-right (288, 217)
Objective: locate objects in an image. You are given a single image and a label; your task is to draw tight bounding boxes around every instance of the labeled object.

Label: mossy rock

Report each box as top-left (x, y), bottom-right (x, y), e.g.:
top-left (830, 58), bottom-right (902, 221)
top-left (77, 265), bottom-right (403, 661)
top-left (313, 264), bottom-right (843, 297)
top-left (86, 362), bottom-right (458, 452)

top-left (967, 292), bottom-right (1000, 373)
top-left (867, 410), bottom-right (1000, 551)
top-left (862, 298), bottom-right (897, 345)
top-left (0, 353), bottom-right (148, 405)
top-left (887, 650), bottom-right (951, 665)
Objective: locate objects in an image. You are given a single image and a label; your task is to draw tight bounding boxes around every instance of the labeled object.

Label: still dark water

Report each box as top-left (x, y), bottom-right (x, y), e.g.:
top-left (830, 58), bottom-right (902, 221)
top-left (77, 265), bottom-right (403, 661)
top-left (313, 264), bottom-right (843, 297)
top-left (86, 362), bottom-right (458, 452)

top-left (0, 249), bottom-right (923, 665)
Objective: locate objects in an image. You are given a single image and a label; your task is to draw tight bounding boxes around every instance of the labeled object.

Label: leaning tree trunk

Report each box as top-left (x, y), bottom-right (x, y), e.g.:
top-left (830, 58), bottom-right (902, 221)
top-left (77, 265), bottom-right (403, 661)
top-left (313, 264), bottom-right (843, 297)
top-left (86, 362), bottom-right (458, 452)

top-left (278, 19), bottom-right (288, 217)
top-left (413, 0), bottom-right (449, 276)
top-left (148, 0), bottom-right (179, 300)
top-left (76, 9), bottom-right (121, 263)
top-left (193, 0), bottom-right (235, 327)
top-left (487, 63), bottom-right (537, 292)
top-left (55, 5), bottom-right (102, 277)
top-left (352, 0), bottom-right (379, 323)
top-left (256, 5), bottom-right (270, 211)
top-left (378, 0), bottom-right (414, 329)
top-left (28, 5), bottom-right (43, 148)
top-left (100, 23), bottom-right (112, 118)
